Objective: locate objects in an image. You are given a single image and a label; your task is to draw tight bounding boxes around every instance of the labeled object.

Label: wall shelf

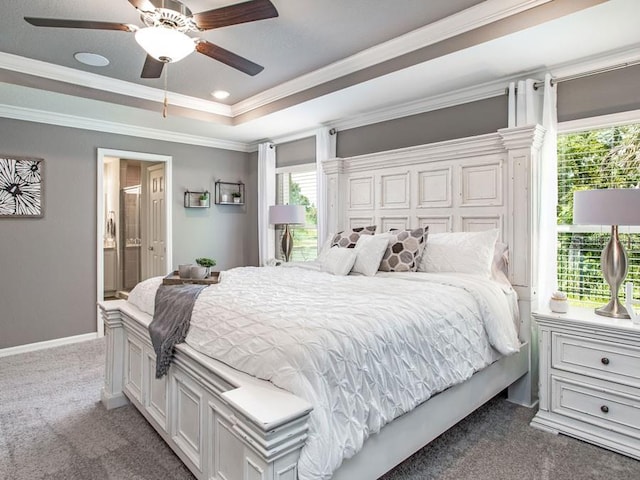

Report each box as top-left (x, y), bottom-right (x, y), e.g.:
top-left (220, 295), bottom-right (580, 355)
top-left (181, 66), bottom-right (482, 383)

top-left (215, 181), bottom-right (245, 205)
top-left (184, 190), bottom-right (210, 208)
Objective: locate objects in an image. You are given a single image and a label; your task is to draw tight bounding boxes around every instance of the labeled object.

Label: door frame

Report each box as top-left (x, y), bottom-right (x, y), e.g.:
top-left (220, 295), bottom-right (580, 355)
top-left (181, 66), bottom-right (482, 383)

top-left (143, 163), bottom-right (167, 280)
top-left (97, 148), bottom-right (173, 336)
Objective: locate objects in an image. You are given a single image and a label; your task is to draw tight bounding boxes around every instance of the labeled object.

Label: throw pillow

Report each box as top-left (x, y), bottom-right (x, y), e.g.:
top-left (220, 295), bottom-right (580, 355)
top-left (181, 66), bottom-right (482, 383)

top-left (378, 227), bottom-right (429, 272)
top-left (331, 225), bottom-right (377, 248)
top-left (321, 246), bottom-right (358, 276)
top-left (352, 234), bottom-right (391, 276)
top-left (419, 228), bottom-right (499, 277)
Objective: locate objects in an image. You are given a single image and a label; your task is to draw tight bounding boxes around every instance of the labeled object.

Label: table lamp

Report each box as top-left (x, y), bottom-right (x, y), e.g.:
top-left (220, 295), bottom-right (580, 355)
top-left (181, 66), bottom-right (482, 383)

top-left (573, 188), bottom-right (640, 318)
top-left (269, 204), bottom-right (306, 262)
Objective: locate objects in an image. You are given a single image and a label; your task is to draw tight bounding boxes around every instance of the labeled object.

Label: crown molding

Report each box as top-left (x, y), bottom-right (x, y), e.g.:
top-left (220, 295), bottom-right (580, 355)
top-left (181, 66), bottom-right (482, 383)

top-left (3, 40), bottom-right (637, 153)
top-left (0, 103), bottom-right (252, 152)
top-left (0, 52), bottom-right (232, 117)
top-left (230, 0), bottom-right (551, 116)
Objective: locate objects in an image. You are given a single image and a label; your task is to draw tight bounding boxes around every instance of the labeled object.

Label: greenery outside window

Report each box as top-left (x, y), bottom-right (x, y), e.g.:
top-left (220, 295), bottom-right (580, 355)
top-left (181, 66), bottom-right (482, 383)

top-left (275, 164), bottom-right (318, 261)
top-left (557, 123), bottom-right (640, 307)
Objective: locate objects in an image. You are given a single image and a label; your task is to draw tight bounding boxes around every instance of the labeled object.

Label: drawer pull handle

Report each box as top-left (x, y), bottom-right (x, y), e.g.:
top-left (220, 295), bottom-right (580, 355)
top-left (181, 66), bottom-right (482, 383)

top-left (601, 405), bottom-right (609, 413)
top-left (601, 357), bottom-right (610, 365)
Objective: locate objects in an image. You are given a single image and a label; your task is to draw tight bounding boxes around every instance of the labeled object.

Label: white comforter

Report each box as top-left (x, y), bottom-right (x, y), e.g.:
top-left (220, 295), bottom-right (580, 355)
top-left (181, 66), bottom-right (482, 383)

top-left (129, 266), bottom-right (519, 480)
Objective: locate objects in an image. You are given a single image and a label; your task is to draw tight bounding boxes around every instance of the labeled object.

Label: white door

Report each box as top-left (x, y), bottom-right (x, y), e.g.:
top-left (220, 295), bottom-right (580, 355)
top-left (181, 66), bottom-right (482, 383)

top-left (146, 164), bottom-right (166, 277)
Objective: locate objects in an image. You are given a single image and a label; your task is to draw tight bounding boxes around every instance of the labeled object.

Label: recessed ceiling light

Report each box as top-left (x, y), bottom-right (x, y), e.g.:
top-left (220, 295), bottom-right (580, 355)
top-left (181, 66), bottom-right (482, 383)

top-left (212, 90), bottom-right (230, 100)
top-left (74, 52), bottom-right (110, 67)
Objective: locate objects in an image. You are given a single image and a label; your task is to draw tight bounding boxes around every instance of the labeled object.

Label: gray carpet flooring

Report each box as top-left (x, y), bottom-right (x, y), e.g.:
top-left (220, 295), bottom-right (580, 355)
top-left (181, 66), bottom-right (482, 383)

top-left (1, 338), bottom-right (639, 480)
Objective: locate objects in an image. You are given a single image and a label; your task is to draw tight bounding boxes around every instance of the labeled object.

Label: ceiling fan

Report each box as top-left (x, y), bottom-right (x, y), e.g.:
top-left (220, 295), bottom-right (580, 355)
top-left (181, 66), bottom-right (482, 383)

top-left (24, 0), bottom-right (278, 79)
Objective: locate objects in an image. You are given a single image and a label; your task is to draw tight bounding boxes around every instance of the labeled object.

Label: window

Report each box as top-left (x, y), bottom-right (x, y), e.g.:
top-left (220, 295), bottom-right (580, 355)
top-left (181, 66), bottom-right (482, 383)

top-left (557, 123), bottom-right (640, 306)
top-left (275, 165), bottom-right (317, 261)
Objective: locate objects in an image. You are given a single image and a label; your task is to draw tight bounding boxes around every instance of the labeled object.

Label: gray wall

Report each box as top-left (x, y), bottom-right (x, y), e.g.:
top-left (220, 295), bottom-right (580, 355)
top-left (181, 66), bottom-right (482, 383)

top-left (276, 136), bottom-right (316, 168)
top-left (0, 117), bottom-right (256, 349)
top-left (336, 95), bottom-right (508, 157)
top-left (558, 64), bottom-right (640, 122)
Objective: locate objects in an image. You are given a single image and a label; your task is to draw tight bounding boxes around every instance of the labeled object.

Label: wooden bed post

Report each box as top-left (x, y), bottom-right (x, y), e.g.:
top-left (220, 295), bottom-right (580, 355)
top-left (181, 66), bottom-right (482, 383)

top-left (499, 124), bottom-right (546, 408)
top-left (100, 301), bottom-right (129, 410)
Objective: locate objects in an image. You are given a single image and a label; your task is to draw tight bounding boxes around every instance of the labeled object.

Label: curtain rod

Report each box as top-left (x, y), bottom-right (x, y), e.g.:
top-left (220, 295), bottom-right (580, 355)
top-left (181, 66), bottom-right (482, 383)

top-left (531, 59), bottom-right (640, 90)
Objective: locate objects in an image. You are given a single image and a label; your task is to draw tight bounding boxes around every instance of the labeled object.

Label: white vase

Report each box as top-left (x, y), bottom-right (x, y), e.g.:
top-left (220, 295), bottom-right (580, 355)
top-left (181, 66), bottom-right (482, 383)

top-left (233, 197), bottom-right (241, 203)
top-left (549, 298), bottom-right (569, 313)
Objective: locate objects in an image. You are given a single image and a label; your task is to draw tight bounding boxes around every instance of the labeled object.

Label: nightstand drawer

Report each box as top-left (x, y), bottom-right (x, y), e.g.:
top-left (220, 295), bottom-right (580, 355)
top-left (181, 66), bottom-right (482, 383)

top-left (551, 376), bottom-right (640, 437)
top-left (552, 332), bottom-right (640, 388)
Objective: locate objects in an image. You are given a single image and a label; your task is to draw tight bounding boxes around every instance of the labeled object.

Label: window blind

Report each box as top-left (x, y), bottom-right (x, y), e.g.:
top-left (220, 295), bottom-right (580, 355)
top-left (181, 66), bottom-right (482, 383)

top-left (557, 124), bottom-right (640, 306)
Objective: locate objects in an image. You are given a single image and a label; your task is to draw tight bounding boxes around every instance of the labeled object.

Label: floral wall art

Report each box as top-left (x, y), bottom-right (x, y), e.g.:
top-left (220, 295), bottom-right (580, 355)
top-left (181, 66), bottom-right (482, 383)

top-left (0, 156), bottom-right (43, 217)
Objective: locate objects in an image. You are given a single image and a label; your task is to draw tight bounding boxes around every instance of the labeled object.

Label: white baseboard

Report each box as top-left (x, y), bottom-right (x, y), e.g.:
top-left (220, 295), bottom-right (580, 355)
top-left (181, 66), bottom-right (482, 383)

top-left (0, 332), bottom-right (99, 358)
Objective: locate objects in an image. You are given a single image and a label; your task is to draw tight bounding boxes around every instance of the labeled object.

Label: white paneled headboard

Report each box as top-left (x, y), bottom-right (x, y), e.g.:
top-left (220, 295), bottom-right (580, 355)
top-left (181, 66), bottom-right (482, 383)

top-left (323, 124), bottom-right (545, 405)
top-left (323, 125), bottom-right (544, 289)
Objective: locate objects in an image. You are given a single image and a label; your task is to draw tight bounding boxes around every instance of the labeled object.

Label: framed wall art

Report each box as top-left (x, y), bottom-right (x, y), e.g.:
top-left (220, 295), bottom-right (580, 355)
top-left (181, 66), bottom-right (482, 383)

top-left (0, 155), bottom-right (44, 218)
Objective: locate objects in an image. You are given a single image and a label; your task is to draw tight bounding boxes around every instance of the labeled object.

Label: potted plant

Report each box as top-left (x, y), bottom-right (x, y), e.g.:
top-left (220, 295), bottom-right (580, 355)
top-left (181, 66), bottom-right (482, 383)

top-left (195, 257), bottom-right (216, 277)
top-left (199, 192), bottom-right (209, 206)
top-left (231, 191), bottom-right (242, 203)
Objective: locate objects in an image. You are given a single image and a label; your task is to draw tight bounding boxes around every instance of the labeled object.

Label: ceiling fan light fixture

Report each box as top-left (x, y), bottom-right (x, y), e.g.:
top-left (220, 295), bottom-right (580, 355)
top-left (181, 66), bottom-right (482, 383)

top-left (135, 27), bottom-right (194, 63)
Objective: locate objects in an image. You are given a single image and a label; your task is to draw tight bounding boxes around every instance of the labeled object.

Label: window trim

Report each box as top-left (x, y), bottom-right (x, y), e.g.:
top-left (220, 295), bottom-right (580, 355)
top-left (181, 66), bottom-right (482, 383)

top-left (556, 110), bottom-right (640, 306)
top-left (275, 162), bottom-right (319, 261)
top-left (558, 108), bottom-right (640, 134)
top-left (275, 163), bottom-right (316, 175)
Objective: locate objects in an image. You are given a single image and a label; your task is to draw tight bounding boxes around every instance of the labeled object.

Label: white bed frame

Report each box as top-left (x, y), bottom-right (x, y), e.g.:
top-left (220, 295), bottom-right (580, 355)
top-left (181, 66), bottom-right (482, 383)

top-left (100, 124), bottom-right (544, 480)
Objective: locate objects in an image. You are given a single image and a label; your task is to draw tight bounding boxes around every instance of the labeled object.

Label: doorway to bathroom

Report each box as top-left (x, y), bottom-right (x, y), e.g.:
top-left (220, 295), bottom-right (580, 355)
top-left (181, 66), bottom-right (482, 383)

top-left (97, 149), bottom-right (173, 334)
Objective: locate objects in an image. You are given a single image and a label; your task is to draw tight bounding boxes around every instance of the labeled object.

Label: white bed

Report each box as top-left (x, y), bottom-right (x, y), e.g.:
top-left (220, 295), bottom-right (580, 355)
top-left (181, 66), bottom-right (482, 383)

top-left (99, 124), bottom-right (544, 480)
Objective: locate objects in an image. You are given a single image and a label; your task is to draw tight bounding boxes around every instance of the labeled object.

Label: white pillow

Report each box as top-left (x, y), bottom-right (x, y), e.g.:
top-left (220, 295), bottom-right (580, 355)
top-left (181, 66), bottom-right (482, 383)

top-left (321, 246), bottom-right (358, 276)
top-left (316, 232), bottom-right (335, 263)
top-left (352, 234), bottom-right (391, 276)
top-left (491, 242), bottom-right (512, 287)
top-left (419, 229), bottom-right (499, 277)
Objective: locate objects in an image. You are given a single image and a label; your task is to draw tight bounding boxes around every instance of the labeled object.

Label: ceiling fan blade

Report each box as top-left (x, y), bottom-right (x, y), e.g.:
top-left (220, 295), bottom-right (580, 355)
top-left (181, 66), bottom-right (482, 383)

top-left (192, 0), bottom-right (278, 30)
top-left (196, 40), bottom-right (264, 76)
top-left (141, 55), bottom-right (165, 79)
top-left (24, 17), bottom-right (136, 32)
top-left (128, 0), bottom-right (156, 13)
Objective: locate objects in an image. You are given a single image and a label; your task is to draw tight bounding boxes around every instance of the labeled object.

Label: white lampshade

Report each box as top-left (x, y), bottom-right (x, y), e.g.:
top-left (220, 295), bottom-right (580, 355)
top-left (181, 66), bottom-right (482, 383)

top-left (573, 189), bottom-right (640, 226)
top-left (269, 205), bottom-right (306, 225)
top-left (135, 27), bottom-right (195, 63)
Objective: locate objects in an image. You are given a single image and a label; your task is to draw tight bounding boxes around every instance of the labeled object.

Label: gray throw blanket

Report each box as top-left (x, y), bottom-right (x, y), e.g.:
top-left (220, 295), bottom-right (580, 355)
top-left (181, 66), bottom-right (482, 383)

top-left (149, 283), bottom-right (208, 378)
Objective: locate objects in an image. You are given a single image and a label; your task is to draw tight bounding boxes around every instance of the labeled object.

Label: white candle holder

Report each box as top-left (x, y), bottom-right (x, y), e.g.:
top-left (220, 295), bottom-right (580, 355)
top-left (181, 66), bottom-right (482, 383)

top-left (625, 282), bottom-right (640, 325)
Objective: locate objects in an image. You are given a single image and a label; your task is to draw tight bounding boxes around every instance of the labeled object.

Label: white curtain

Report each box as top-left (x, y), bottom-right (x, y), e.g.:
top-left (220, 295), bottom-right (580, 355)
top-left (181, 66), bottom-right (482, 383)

top-left (508, 74), bottom-right (558, 309)
top-left (538, 73), bottom-right (559, 309)
top-left (315, 127), bottom-right (336, 250)
top-left (258, 142), bottom-right (276, 266)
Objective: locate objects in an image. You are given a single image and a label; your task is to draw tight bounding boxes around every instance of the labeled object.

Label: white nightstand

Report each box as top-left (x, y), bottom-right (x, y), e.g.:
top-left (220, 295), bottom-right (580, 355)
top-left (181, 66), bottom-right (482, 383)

top-left (530, 306), bottom-right (640, 459)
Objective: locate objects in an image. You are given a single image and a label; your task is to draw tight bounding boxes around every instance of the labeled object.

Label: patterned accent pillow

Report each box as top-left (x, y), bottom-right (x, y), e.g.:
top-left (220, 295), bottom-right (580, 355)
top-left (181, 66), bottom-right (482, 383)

top-left (378, 227), bottom-right (429, 272)
top-left (331, 225), bottom-right (377, 248)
